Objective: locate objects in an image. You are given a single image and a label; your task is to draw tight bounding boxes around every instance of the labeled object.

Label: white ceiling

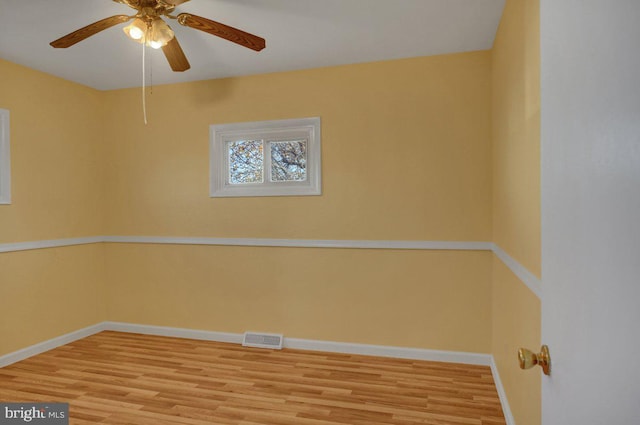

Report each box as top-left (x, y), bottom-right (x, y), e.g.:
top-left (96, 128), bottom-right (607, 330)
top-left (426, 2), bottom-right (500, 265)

top-left (0, 0), bottom-right (505, 91)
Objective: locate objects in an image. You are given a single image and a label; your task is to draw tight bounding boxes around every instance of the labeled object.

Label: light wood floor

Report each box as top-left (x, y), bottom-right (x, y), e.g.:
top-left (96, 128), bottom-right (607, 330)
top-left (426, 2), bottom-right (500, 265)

top-left (0, 331), bottom-right (505, 425)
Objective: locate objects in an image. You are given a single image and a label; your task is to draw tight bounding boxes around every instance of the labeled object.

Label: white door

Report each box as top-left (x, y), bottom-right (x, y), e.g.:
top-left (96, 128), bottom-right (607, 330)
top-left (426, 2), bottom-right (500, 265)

top-left (541, 0), bottom-right (640, 423)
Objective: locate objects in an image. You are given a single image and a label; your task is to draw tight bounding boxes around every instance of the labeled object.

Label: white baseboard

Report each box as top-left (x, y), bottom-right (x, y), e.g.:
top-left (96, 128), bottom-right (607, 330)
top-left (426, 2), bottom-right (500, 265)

top-left (491, 357), bottom-right (516, 425)
top-left (0, 322), bottom-right (106, 368)
top-left (0, 321), bottom-right (514, 424)
top-left (284, 337), bottom-right (493, 366)
top-left (103, 321), bottom-right (243, 345)
top-left (103, 321), bottom-right (492, 366)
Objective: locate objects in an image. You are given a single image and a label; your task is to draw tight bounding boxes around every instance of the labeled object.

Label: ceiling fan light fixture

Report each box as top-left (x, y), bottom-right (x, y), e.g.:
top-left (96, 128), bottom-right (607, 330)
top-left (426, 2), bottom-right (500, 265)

top-left (148, 18), bottom-right (174, 49)
top-left (123, 18), bottom-right (147, 42)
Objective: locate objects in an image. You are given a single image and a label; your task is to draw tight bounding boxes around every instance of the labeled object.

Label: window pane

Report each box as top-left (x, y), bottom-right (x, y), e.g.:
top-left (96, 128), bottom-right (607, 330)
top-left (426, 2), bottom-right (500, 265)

top-left (228, 140), bottom-right (263, 184)
top-left (270, 140), bottom-right (307, 182)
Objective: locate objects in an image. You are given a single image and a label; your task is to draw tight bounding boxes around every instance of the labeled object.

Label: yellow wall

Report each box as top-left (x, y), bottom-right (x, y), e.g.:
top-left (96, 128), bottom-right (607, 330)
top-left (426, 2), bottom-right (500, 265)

top-left (492, 258), bottom-right (541, 424)
top-left (0, 60), bottom-right (107, 356)
top-left (102, 52), bottom-right (492, 241)
top-left (99, 52), bottom-right (494, 353)
top-left (491, 0), bottom-right (542, 423)
top-left (105, 245), bottom-right (492, 353)
top-left (0, 245), bottom-right (106, 355)
top-left (492, 0), bottom-right (541, 275)
top-left (0, 60), bottom-right (106, 243)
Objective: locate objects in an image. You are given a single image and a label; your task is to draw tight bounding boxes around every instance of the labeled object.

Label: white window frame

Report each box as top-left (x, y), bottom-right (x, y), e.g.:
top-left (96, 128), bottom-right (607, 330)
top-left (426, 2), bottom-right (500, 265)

top-left (210, 117), bottom-right (321, 197)
top-left (0, 109), bottom-right (10, 205)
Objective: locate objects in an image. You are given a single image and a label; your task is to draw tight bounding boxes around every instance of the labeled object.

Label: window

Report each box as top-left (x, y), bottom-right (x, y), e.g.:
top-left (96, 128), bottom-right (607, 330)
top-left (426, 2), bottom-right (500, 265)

top-left (0, 109), bottom-right (10, 205)
top-left (210, 117), bottom-right (321, 197)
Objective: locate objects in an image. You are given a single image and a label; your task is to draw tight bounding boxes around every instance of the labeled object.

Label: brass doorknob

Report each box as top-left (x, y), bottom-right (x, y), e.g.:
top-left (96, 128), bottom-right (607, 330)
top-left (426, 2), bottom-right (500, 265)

top-left (518, 345), bottom-right (551, 375)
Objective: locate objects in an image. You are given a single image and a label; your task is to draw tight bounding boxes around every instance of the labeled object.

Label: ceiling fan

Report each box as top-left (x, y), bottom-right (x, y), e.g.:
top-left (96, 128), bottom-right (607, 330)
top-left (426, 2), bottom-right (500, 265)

top-left (50, 0), bottom-right (266, 72)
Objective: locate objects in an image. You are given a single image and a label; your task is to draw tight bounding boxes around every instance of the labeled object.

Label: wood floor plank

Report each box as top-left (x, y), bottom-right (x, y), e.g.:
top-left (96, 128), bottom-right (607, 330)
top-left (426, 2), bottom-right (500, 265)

top-left (0, 331), bottom-right (505, 424)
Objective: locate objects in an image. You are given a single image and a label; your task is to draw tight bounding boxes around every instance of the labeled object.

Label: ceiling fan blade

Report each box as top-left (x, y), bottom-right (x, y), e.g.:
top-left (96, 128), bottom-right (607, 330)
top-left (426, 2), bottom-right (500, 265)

top-left (162, 37), bottom-right (191, 72)
top-left (177, 13), bottom-right (265, 52)
top-left (50, 15), bottom-right (132, 48)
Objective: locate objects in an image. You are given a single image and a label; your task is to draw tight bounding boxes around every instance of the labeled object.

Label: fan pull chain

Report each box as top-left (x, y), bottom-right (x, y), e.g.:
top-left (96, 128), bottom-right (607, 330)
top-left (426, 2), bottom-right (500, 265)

top-left (142, 41), bottom-right (148, 125)
top-left (150, 46), bottom-right (153, 95)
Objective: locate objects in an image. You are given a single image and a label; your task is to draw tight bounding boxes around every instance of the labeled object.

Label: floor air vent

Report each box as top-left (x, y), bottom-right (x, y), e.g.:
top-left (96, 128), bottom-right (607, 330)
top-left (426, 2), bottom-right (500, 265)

top-left (242, 332), bottom-right (283, 350)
